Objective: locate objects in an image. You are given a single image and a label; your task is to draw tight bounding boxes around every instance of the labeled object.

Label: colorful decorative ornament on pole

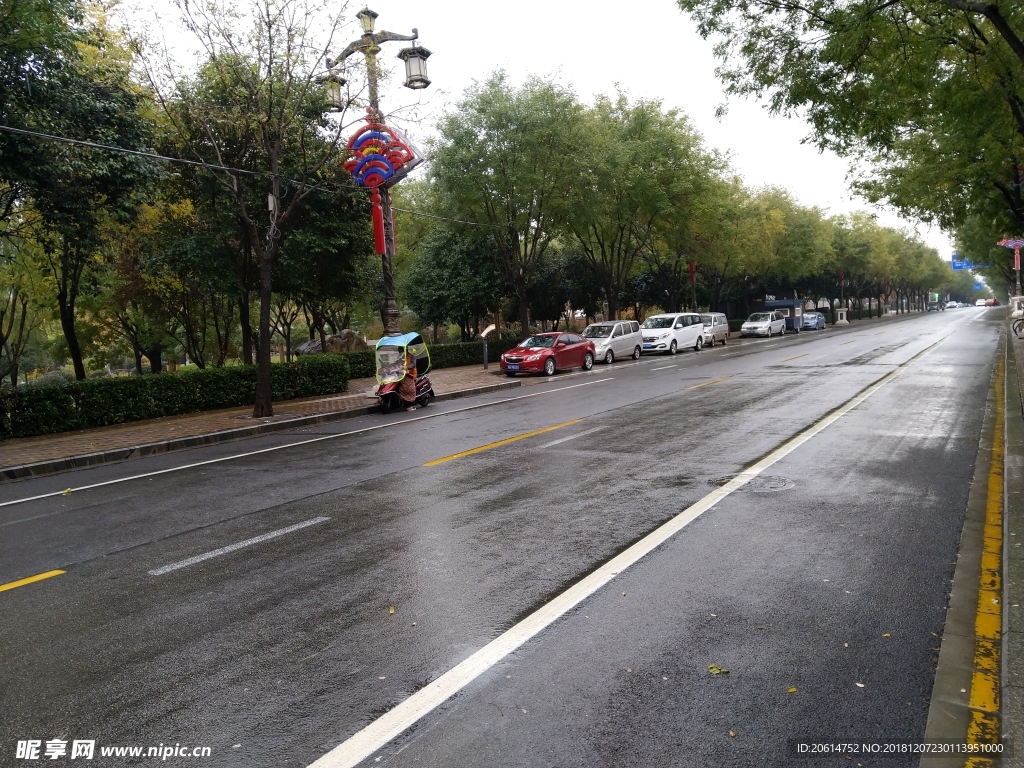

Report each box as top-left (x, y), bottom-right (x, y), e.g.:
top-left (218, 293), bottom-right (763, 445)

top-left (344, 110), bottom-right (422, 254)
top-left (998, 237), bottom-right (1024, 271)
top-left (344, 110), bottom-right (422, 188)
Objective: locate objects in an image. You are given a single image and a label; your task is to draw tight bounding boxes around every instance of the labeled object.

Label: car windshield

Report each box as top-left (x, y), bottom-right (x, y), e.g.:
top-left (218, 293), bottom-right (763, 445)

top-left (583, 325), bottom-right (613, 338)
top-left (700, 314), bottom-right (713, 325)
top-left (519, 336), bottom-right (556, 348)
top-left (641, 317), bottom-right (674, 329)
top-left (748, 313), bottom-right (771, 322)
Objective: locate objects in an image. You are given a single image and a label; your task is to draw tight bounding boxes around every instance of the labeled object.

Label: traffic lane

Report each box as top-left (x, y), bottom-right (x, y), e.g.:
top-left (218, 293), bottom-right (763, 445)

top-left (0, 345), bottom-right (902, 586)
top-left (0, 323), bottom-right (906, 585)
top-left (0, 307), bottom-right (952, 505)
top-left (0, 358), bottom-right (924, 766)
top-left (348, 311), bottom-right (994, 768)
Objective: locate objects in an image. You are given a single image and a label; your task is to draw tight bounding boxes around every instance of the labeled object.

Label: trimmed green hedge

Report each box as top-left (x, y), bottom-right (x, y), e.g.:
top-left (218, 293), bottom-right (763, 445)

top-left (1, 339), bottom-right (526, 440)
top-left (1, 354), bottom-right (350, 440)
top-left (728, 319), bottom-right (745, 332)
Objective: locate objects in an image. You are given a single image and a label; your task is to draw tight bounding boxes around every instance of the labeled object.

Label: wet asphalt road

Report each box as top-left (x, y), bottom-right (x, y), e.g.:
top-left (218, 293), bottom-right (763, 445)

top-left (0, 309), bottom-right (1003, 767)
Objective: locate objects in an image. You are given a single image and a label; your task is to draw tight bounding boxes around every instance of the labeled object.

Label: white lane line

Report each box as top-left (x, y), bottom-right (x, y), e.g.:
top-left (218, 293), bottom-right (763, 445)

top-left (306, 334), bottom-right (950, 768)
top-left (0, 379), bottom-right (613, 510)
top-left (649, 365), bottom-right (677, 371)
top-left (537, 426), bottom-right (607, 449)
top-left (148, 517), bottom-right (330, 576)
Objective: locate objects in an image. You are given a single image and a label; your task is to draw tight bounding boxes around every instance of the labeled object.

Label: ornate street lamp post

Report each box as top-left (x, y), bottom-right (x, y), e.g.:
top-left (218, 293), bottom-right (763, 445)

top-left (327, 7), bottom-right (432, 336)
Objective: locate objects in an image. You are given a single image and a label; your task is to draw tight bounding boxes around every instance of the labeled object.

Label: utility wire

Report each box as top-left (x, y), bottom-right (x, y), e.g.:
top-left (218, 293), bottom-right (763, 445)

top-left (0, 123), bottom-right (506, 231)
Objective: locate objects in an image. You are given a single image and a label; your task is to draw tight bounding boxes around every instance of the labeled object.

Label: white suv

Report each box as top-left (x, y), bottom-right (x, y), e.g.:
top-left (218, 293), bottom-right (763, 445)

top-left (640, 313), bottom-right (705, 354)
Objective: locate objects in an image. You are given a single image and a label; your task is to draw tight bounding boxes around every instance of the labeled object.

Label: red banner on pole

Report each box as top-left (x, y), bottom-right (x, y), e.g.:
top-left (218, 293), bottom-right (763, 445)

top-left (689, 261), bottom-right (695, 284)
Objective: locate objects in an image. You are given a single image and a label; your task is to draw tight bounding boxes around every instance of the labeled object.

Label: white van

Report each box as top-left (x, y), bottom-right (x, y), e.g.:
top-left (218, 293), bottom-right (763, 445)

top-left (640, 312), bottom-right (705, 354)
top-left (700, 312), bottom-right (729, 347)
top-left (582, 320), bottom-right (643, 364)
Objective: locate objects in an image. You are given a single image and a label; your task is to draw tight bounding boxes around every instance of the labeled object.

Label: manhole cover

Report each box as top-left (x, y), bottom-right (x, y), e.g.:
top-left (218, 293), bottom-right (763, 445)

top-left (709, 475), bottom-right (795, 492)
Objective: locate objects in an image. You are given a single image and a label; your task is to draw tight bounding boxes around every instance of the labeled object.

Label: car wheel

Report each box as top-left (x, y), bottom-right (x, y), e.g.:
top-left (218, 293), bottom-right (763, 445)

top-left (544, 357), bottom-right (556, 376)
top-left (721, 333), bottom-right (727, 345)
top-left (632, 346), bottom-right (641, 360)
top-left (604, 349), bottom-right (614, 364)
top-left (582, 352), bottom-right (594, 371)
top-left (707, 336), bottom-right (715, 348)
top-left (668, 340), bottom-right (677, 355)
top-left (505, 372), bottom-right (516, 378)
top-left (694, 336), bottom-right (704, 351)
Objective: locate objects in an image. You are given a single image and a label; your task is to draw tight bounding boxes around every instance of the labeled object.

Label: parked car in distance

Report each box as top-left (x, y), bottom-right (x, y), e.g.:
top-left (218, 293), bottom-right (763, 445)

top-left (500, 332), bottom-right (595, 377)
top-left (926, 301), bottom-right (943, 311)
top-left (741, 311), bottom-right (786, 337)
top-left (801, 311), bottom-right (827, 330)
top-left (976, 299), bottom-right (988, 306)
top-left (700, 313), bottom-right (729, 347)
top-left (582, 320), bottom-right (643, 364)
top-left (946, 301), bottom-right (959, 308)
top-left (641, 312), bottom-right (705, 354)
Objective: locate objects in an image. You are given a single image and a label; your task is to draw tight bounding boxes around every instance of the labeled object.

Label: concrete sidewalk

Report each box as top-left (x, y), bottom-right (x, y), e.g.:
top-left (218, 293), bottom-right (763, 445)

top-left (0, 364), bottom-right (517, 482)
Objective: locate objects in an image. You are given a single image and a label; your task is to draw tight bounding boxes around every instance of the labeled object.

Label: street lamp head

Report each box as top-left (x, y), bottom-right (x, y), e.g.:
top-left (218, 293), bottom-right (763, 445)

top-left (397, 43), bottom-right (431, 90)
top-left (317, 71), bottom-right (347, 111)
top-left (357, 7), bottom-right (378, 34)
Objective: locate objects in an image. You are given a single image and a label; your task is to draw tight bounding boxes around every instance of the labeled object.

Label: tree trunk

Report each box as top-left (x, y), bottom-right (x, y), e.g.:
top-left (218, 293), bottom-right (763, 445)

top-left (516, 278), bottom-right (530, 339)
top-left (253, 250), bottom-right (274, 418)
top-left (240, 291), bottom-right (254, 366)
top-left (145, 343), bottom-right (164, 374)
top-left (58, 298), bottom-right (86, 381)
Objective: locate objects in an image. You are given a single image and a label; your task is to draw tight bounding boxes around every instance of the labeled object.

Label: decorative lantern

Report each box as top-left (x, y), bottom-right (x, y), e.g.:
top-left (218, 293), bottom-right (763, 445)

top-left (357, 7), bottom-right (378, 34)
top-left (319, 71), bottom-right (347, 111)
top-left (397, 43), bottom-right (431, 90)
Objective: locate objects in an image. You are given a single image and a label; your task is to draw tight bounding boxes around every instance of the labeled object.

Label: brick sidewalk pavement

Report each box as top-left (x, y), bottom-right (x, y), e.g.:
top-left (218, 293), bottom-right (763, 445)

top-left (0, 364), bottom-right (516, 481)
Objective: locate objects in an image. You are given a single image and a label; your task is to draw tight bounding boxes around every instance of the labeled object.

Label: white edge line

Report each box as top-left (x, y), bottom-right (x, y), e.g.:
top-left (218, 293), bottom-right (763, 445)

top-left (148, 516), bottom-right (330, 576)
top-left (1, 378), bottom-right (613, 509)
top-left (307, 338), bottom-right (945, 768)
top-left (537, 426), bottom-right (607, 449)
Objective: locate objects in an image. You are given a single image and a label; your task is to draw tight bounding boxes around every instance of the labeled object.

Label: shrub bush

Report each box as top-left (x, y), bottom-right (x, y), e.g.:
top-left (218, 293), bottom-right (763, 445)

top-left (729, 319), bottom-right (746, 332)
top-left (1, 354), bottom-right (350, 440)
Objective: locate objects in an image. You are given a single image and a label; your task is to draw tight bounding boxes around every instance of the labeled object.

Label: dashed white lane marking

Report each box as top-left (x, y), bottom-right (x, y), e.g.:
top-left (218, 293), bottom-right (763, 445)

top-left (1, 379), bottom-right (613, 510)
top-left (148, 517), bottom-right (330, 576)
top-left (306, 334), bottom-right (951, 768)
top-left (649, 365), bottom-right (677, 371)
top-left (537, 426), bottom-right (607, 449)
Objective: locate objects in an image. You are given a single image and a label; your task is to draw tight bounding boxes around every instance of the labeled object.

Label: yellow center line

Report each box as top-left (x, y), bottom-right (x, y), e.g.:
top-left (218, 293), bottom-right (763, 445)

top-left (0, 569), bottom-right (65, 593)
top-left (687, 375), bottom-right (730, 390)
top-left (780, 353), bottom-right (809, 363)
top-left (966, 335), bottom-right (1004, 743)
top-left (424, 419), bottom-right (582, 466)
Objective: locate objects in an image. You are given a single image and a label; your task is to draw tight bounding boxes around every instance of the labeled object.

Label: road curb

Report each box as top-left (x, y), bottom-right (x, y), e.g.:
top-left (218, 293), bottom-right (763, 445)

top-left (0, 380), bottom-right (521, 483)
top-left (1004, 332), bottom-right (1024, 756)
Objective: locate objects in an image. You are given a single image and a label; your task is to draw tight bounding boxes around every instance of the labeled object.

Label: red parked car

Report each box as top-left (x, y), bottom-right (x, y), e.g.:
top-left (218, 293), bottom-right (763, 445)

top-left (500, 332), bottom-right (596, 377)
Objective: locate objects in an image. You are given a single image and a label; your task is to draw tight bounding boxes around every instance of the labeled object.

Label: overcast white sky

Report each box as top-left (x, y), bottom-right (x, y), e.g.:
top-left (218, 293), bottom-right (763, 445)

top-left (122, 0), bottom-right (955, 258)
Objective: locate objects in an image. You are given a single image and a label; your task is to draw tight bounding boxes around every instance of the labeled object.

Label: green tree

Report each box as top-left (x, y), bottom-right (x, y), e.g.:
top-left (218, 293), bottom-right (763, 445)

top-left (430, 72), bottom-right (586, 337)
top-left (145, 0), bottom-right (359, 416)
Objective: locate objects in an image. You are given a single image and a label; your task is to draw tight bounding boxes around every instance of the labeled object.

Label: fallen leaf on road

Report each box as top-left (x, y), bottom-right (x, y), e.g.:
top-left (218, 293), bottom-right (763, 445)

top-left (388, 606), bottom-right (395, 614)
top-left (855, 682), bottom-right (865, 688)
top-left (882, 633), bottom-right (890, 637)
top-left (411, 622), bottom-right (416, 627)
top-left (728, 730), bottom-right (735, 738)
top-left (708, 664), bottom-right (729, 675)
top-left (622, 592), bottom-right (627, 596)
top-left (710, 613), bottom-right (717, 617)
top-left (62, 488), bottom-right (72, 495)
top-left (787, 686), bottom-right (797, 693)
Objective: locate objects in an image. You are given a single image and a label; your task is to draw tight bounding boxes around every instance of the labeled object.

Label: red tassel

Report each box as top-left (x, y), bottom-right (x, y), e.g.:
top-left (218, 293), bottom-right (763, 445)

top-left (371, 188), bottom-right (385, 255)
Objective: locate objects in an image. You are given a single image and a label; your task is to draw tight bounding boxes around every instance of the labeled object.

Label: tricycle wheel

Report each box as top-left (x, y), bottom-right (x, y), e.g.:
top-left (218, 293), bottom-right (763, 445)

top-left (380, 395), bottom-right (395, 414)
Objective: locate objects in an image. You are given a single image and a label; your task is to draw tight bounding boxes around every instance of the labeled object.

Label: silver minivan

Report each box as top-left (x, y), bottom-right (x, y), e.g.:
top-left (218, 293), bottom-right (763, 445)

top-left (582, 320), bottom-right (643, 364)
top-left (700, 312), bottom-right (729, 347)
top-left (640, 312), bottom-right (705, 354)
